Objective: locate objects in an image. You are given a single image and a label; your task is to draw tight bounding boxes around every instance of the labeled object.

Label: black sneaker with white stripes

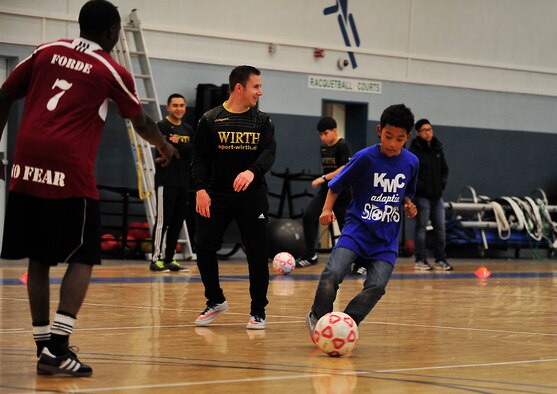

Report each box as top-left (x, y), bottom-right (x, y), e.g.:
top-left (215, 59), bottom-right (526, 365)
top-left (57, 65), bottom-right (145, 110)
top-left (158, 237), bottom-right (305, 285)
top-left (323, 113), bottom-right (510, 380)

top-left (37, 346), bottom-right (92, 377)
top-left (295, 254), bottom-right (318, 268)
top-left (351, 264), bottom-right (367, 276)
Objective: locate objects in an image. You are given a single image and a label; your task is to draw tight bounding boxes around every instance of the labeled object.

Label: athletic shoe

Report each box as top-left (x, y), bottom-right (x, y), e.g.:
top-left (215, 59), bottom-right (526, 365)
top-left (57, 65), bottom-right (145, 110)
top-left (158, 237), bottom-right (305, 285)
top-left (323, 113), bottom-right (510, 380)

top-left (246, 315), bottom-right (266, 330)
top-left (195, 301), bottom-right (229, 326)
top-left (414, 260), bottom-right (432, 271)
top-left (36, 367), bottom-right (53, 376)
top-left (305, 311), bottom-right (318, 344)
top-left (36, 347), bottom-right (92, 377)
top-left (435, 260), bottom-right (454, 271)
top-left (351, 265), bottom-right (367, 276)
top-left (165, 260), bottom-right (189, 272)
top-left (296, 254), bottom-right (318, 268)
top-left (149, 260), bottom-right (169, 272)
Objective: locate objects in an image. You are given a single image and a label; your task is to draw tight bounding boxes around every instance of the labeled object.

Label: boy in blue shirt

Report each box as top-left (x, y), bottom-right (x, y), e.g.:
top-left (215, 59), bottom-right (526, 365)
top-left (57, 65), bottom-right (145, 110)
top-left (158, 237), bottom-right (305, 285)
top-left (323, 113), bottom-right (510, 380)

top-left (306, 104), bottom-right (419, 337)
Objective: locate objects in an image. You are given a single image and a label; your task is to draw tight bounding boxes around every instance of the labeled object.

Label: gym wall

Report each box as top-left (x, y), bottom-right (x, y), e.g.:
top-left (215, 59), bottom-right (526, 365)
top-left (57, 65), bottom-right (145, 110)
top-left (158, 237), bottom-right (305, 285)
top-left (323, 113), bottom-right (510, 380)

top-left (1, 0), bottom-right (557, 214)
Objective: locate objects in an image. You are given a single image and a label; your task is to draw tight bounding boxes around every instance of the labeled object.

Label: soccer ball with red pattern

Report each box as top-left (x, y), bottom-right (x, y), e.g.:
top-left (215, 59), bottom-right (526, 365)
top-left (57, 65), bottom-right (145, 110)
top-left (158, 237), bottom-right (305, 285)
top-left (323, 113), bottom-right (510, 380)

top-left (314, 312), bottom-right (359, 356)
top-left (272, 252), bottom-right (295, 275)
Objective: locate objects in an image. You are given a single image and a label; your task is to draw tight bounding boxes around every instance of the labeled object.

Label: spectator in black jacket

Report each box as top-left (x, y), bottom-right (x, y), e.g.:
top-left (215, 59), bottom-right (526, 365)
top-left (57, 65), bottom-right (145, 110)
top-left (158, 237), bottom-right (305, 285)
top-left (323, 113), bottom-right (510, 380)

top-left (408, 119), bottom-right (453, 271)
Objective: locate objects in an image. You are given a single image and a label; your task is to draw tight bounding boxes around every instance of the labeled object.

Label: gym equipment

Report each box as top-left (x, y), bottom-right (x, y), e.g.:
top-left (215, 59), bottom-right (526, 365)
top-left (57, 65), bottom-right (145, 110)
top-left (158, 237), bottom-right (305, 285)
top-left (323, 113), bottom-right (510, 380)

top-left (268, 169), bottom-right (314, 219)
top-left (268, 218), bottom-right (305, 259)
top-left (445, 186), bottom-right (557, 257)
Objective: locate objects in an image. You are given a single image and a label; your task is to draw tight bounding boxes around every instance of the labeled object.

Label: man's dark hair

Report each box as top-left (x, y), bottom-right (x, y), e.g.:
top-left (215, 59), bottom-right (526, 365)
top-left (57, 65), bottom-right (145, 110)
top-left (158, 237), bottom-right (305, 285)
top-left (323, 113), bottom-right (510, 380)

top-left (79, 0), bottom-right (121, 38)
top-left (380, 104), bottom-right (415, 134)
top-left (229, 65), bottom-right (260, 92)
top-left (316, 117), bottom-right (337, 132)
top-left (167, 93), bottom-right (185, 105)
top-left (415, 118), bottom-right (431, 132)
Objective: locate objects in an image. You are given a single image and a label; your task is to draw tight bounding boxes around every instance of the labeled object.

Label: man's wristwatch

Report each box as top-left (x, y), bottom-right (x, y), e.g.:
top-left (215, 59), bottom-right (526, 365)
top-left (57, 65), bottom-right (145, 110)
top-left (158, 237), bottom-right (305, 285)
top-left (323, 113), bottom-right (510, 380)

top-left (321, 174), bottom-right (327, 181)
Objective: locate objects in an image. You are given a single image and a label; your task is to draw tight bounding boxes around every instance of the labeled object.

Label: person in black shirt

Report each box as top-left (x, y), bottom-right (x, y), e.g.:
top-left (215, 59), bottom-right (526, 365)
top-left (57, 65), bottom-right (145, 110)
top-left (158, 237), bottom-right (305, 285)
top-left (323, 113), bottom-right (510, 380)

top-left (192, 65), bottom-right (276, 330)
top-left (297, 117), bottom-right (351, 268)
top-left (150, 93), bottom-right (194, 272)
top-left (408, 119), bottom-right (452, 271)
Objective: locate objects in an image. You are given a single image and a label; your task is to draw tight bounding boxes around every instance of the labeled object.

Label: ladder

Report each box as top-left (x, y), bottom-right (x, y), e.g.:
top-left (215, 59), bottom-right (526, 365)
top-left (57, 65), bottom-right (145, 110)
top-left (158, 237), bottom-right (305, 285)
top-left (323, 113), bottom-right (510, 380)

top-left (111, 9), bottom-right (194, 260)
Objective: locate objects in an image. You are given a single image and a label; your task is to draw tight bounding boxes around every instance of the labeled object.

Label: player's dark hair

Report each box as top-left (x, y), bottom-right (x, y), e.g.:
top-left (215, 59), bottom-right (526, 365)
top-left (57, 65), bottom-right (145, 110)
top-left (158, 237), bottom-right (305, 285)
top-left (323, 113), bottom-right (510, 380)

top-left (167, 93), bottom-right (186, 105)
top-left (414, 118), bottom-right (431, 132)
top-left (380, 104), bottom-right (415, 134)
top-left (79, 0), bottom-right (121, 38)
top-left (229, 65), bottom-right (260, 92)
top-left (316, 117), bottom-right (337, 132)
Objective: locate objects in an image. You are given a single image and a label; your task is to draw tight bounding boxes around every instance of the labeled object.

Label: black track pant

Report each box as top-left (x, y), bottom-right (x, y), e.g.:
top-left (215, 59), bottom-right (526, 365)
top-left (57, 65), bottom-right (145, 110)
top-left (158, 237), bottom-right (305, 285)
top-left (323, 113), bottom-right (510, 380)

top-left (196, 193), bottom-right (269, 317)
top-left (302, 189), bottom-right (351, 259)
top-left (152, 186), bottom-right (189, 263)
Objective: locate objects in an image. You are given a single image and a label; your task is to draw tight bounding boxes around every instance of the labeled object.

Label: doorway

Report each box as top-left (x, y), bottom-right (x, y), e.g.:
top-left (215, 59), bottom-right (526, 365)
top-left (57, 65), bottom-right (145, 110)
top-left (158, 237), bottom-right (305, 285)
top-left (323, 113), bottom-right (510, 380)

top-left (322, 100), bottom-right (368, 153)
top-left (319, 100), bottom-right (368, 248)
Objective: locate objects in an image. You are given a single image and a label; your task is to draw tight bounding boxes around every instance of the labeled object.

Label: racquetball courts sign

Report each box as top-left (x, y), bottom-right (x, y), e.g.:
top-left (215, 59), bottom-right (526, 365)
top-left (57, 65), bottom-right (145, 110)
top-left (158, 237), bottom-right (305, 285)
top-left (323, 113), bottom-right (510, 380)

top-left (308, 75), bottom-right (382, 94)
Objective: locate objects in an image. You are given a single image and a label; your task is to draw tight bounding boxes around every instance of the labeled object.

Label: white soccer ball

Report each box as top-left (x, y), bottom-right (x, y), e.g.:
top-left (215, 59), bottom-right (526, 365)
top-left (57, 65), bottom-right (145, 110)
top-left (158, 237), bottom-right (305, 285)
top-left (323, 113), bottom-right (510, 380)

top-left (272, 252), bottom-right (295, 275)
top-left (314, 312), bottom-right (359, 357)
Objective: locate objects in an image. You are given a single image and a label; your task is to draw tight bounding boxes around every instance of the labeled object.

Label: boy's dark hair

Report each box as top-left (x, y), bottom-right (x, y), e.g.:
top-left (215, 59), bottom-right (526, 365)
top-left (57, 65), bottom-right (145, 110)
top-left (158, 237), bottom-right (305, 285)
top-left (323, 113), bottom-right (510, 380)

top-left (229, 65), bottom-right (260, 92)
top-left (414, 118), bottom-right (431, 132)
top-left (316, 117), bottom-right (336, 132)
top-left (380, 104), bottom-right (415, 134)
top-left (79, 0), bottom-right (120, 38)
top-left (167, 93), bottom-right (186, 105)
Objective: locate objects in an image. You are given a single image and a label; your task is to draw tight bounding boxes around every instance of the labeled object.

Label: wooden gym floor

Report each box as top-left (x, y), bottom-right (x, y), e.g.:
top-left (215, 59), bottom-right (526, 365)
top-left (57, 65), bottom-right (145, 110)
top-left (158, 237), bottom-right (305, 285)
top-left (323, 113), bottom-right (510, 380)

top-left (1, 254), bottom-right (557, 393)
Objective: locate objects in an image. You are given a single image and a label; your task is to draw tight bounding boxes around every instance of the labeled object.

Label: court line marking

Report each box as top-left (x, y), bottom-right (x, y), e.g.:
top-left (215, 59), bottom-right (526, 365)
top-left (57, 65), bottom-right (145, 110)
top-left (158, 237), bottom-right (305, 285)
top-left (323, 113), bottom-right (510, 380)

top-left (33, 356), bottom-right (557, 393)
top-left (58, 373), bottom-right (329, 392)
top-left (374, 357), bottom-right (557, 373)
top-left (2, 317), bottom-right (556, 337)
top-left (1, 296), bottom-right (556, 338)
top-left (2, 270), bottom-right (557, 286)
top-left (369, 321), bottom-right (557, 337)
top-left (3, 347), bottom-right (557, 392)
top-left (0, 320), bottom-right (304, 334)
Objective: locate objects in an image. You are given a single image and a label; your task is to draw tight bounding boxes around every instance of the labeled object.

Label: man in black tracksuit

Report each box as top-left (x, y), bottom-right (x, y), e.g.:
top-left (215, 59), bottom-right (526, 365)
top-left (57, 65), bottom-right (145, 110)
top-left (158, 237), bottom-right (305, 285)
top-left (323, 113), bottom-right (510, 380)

top-left (192, 65), bottom-right (276, 330)
top-left (150, 93), bottom-right (194, 272)
top-left (408, 118), bottom-right (452, 271)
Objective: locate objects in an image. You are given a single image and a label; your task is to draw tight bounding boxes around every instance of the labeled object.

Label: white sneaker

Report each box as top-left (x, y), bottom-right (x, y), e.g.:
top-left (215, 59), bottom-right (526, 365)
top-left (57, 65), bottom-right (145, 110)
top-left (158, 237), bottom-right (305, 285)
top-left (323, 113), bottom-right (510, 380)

top-left (195, 301), bottom-right (229, 326)
top-left (246, 315), bottom-right (266, 330)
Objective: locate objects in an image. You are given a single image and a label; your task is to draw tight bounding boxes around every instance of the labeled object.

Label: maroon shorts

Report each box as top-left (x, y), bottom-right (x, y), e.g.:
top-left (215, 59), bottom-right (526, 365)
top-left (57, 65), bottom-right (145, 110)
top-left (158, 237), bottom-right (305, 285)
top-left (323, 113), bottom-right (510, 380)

top-left (1, 191), bottom-right (101, 265)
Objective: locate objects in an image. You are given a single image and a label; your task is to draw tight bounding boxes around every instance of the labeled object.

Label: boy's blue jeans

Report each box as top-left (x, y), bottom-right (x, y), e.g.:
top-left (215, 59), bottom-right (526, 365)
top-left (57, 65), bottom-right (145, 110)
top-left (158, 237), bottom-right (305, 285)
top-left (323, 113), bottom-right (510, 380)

top-left (310, 247), bottom-right (393, 325)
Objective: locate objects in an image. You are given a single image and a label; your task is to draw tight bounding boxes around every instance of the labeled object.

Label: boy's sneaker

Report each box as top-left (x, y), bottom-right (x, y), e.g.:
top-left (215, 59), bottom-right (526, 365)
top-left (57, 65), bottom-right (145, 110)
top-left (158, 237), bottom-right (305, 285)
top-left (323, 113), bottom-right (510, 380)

top-left (435, 260), bottom-right (454, 271)
top-left (246, 315), bottom-right (266, 330)
top-left (37, 347), bottom-right (92, 377)
top-left (305, 311), bottom-right (318, 344)
top-left (351, 265), bottom-right (367, 276)
top-left (195, 301), bottom-right (229, 326)
top-left (414, 260), bottom-right (432, 271)
top-left (296, 254), bottom-right (318, 268)
top-left (165, 260), bottom-right (189, 272)
top-left (150, 260), bottom-right (169, 272)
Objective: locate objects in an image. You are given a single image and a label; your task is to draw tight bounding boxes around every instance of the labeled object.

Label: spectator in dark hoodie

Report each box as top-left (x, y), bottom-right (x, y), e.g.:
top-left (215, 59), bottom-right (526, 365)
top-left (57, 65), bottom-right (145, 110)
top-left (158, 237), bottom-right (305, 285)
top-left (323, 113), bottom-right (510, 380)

top-left (409, 119), bottom-right (453, 271)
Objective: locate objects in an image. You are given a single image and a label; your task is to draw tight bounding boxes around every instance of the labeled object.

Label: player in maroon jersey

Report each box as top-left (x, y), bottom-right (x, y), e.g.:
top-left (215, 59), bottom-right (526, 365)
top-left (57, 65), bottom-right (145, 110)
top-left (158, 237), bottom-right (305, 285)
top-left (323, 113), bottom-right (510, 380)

top-left (0, 0), bottom-right (177, 377)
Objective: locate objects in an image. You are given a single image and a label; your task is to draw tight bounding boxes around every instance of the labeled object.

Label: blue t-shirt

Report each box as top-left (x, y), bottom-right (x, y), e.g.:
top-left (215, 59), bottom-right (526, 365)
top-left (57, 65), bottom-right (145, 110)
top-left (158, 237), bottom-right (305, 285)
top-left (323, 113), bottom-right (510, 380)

top-left (328, 144), bottom-right (419, 265)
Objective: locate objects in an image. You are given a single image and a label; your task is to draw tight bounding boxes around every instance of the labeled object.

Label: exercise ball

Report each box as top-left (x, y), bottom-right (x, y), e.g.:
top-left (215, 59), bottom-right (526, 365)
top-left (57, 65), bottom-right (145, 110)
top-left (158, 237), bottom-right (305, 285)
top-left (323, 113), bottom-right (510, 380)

top-left (399, 239), bottom-right (415, 257)
top-left (267, 218), bottom-right (305, 259)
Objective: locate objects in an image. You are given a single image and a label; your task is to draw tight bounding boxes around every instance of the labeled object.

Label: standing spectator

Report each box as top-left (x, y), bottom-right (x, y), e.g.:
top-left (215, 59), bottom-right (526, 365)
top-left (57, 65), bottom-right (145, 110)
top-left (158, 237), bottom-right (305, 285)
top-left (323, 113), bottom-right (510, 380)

top-left (0, 0), bottom-right (177, 376)
top-left (408, 119), bottom-right (452, 271)
top-left (297, 117), bottom-right (351, 268)
top-left (192, 65), bottom-right (276, 330)
top-left (150, 93), bottom-right (194, 272)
